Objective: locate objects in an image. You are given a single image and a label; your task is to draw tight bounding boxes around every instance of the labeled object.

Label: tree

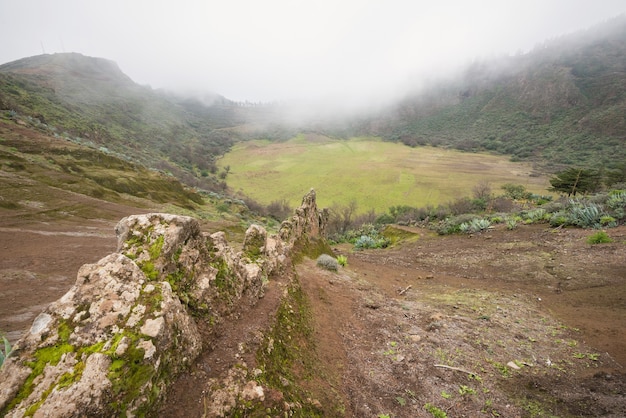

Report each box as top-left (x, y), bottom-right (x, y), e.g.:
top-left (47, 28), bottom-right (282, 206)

top-left (549, 168), bottom-right (601, 196)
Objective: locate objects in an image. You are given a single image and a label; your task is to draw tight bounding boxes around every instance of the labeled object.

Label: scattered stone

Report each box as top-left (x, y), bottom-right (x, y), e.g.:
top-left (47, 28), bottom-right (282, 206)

top-left (507, 361), bottom-right (521, 370)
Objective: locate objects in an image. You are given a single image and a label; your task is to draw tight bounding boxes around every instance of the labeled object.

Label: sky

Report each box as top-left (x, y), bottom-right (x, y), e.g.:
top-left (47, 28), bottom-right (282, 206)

top-left (0, 0), bottom-right (624, 105)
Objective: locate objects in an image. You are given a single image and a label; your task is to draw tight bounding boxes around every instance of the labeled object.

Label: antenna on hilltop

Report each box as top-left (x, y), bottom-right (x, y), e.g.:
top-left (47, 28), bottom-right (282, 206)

top-left (40, 41), bottom-right (46, 54)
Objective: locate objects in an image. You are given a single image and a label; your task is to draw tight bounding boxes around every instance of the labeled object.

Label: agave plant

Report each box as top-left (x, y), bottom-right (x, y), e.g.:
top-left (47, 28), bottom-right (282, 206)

top-left (459, 218), bottom-right (491, 234)
top-left (0, 335), bottom-right (12, 368)
top-left (569, 200), bottom-right (604, 228)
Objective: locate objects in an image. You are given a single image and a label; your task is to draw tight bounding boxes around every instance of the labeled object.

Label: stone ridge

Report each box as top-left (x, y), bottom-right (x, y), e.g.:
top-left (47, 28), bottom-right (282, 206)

top-left (0, 189), bottom-right (325, 417)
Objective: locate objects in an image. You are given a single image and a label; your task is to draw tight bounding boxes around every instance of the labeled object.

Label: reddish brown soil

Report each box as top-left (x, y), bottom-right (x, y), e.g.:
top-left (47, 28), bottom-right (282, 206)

top-left (293, 224), bottom-right (626, 417)
top-left (3, 212), bottom-right (624, 417)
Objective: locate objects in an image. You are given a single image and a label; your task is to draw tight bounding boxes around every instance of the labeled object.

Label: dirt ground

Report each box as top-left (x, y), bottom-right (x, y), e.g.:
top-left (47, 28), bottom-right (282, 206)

top-left (307, 223), bottom-right (626, 417)
top-left (2, 208), bottom-right (625, 416)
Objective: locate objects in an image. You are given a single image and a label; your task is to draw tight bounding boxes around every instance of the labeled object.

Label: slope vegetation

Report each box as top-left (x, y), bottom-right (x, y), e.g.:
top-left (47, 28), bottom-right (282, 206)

top-left (371, 16), bottom-right (626, 170)
top-left (0, 53), bottom-right (244, 190)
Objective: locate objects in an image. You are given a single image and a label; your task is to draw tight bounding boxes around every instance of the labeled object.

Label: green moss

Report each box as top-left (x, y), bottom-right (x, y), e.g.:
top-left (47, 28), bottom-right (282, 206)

top-left (140, 261), bottom-right (159, 280)
top-left (172, 247), bottom-right (183, 263)
top-left (148, 235), bottom-right (164, 260)
top-left (56, 360), bottom-right (86, 389)
top-left (292, 237), bottom-right (334, 263)
top-left (244, 245), bottom-right (262, 262)
top-left (4, 322), bottom-right (75, 414)
top-left (381, 225), bottom-right (420, 246)
top-left (252, 281), bottom-right (327, 417)
top-left (106, 331), bottom-right (156, 415)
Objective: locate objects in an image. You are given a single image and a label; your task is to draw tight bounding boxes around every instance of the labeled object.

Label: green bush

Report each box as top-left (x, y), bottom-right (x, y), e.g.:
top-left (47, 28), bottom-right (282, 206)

top-left (336, 255), bottom-right (348, 267)
top-left (424, 403), bottom-right (448, 418)
top-left (506, 218), bottom-right (518, 230)
top-left (606, 190), bottom-right (626, 220)
top-left (600, 215), bottom-right (617, 227)
top-left (316, 254), bottom-right (339, 271)
top-left (522, 208), bottom-right (547, 223)
top-left (549, 211), bottom-right (571, 227)
top-left (501, 183), bottom-right (532, 200)
top-left (586, 231), bottom-right (613, 244)
top-left (436, 214), bottom-right (478, 235)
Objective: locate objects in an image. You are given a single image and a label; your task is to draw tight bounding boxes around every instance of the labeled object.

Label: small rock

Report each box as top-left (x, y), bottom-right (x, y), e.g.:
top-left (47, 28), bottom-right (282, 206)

top-left (507, 361), bottom-right (521, 370)
top-left (141, 317), bottom-right (165, 338)
top-left (242, 381), bottom-right (265, 401)
top-left (138, 339), bottom-right (157, 359)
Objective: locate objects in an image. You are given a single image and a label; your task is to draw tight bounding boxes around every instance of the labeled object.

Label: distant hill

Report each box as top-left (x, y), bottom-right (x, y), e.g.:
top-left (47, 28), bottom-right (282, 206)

top-left (0, 52), bottom-right (244, 191)
top-left (371, 15), bottom-right (626, 171)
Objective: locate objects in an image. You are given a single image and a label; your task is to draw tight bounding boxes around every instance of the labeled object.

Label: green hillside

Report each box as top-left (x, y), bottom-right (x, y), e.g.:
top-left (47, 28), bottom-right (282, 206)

top-left (0, 53), bottom-right (244, 191)
top-left (374, 16), bottom-right (626, 171)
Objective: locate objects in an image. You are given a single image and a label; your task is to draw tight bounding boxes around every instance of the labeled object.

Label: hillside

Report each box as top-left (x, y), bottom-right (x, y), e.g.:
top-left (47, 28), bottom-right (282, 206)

top-left (0, 53), bottom-right (246, 191)
top-left (366, 15), bottom-right (626, 171)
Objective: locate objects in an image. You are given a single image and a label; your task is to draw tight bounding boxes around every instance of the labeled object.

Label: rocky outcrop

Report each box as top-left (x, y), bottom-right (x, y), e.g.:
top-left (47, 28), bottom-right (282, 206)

top-left (0, 190), bottom-right (326, 417)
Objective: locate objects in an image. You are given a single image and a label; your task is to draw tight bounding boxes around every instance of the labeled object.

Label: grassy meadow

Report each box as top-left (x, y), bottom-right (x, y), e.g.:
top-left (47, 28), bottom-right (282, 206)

top-left (219, 134), bottom-right (552, 213)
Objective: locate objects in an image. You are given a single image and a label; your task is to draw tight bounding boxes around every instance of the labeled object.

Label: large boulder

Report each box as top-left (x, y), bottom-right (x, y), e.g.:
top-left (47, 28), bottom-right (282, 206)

top-left (0, 252), bottom-right (201, 417)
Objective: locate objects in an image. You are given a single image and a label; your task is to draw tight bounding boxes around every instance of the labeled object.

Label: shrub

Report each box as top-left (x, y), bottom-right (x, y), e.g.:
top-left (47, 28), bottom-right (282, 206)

top-left (448, 197), bottom-right (476, 215)
top-left (501, 183), bottom-right (532, 200)
top-left (586, 231), bottom-right (613, 244)
top-left (506, 218), bottom-right (518, 230)
top-left (549, 211), bottom-right (570, 227)
top-left (600, 215), bottom-right (617, 227)
top-left (316, 254), bottom-right (339, 271)
top-left (375, 213), bottom-right (394, 225)
top-left (490, 196), bottom-right (518, 212)
top-left (336, 255), bottom-right (348, 267)
top-left (606, 190), bottom-right (626, 209)
top-left (424, 403), bottom-right (448, 418)
top-left (541, 199), bottom-right (566, 214)
top-left (436, 214), bottom-right (478, 235)
top-left (606, 190), bottom-right (626, 220)
top-left (522, 208), bottom-right (547, 223)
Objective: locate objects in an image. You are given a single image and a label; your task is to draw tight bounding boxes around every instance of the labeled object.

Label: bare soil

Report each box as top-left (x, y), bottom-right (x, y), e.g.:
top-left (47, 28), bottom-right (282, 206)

top-left (2, 205), bottom-right (625, 417)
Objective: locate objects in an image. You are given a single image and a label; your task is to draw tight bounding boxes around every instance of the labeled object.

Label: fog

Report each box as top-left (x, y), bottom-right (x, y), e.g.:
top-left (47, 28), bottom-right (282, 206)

top-left (0, 0), bottom-right (624, 107)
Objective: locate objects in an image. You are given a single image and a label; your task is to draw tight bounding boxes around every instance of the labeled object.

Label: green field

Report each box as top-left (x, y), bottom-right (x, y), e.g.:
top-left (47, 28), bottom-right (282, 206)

top-left (219, 134), bottom-right (552, 213)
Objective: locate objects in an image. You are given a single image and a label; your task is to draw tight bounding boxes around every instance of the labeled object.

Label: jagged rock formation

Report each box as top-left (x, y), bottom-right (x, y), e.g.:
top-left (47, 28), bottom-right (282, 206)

top-left (0, 190), bottom-right (326, 417)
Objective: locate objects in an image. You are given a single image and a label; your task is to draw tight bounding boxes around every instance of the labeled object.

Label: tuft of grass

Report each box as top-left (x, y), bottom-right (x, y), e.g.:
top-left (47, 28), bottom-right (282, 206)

top-left (586, 231), bottom-right (613, 244)
top-left (424, 403), bottom-right (448, 417)
top-left (336, 255), bottom-right (348, 267)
